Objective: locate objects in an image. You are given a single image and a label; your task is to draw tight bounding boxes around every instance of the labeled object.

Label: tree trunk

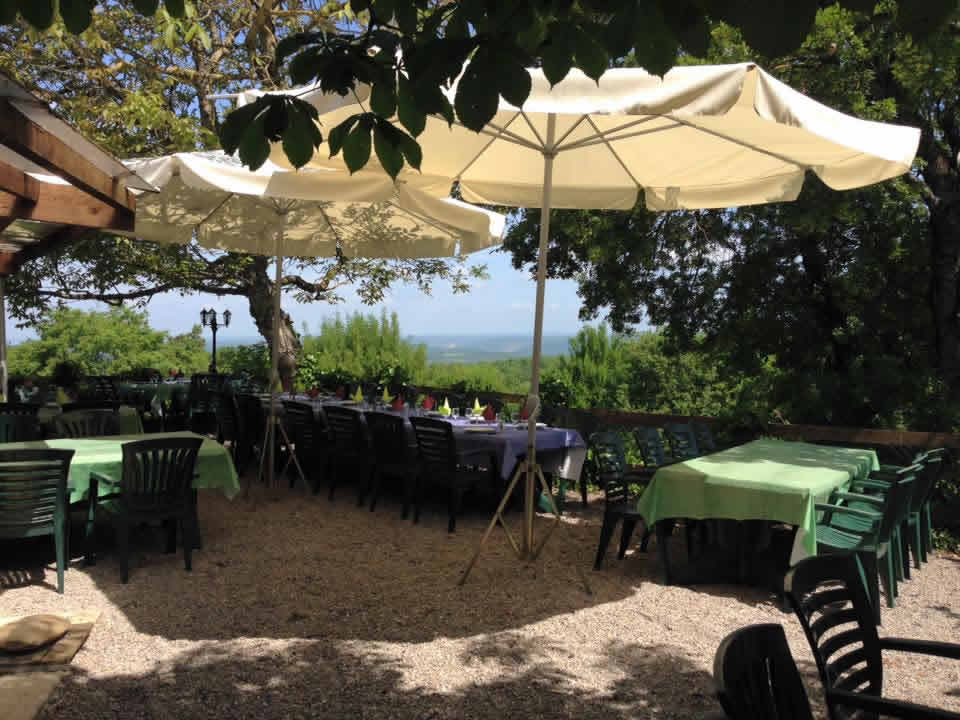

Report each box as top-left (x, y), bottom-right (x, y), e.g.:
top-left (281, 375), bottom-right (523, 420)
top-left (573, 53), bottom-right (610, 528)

top-left (929, 199), bottom-right (960, 395)
top-left (246, 256), bottom-right (300, 386)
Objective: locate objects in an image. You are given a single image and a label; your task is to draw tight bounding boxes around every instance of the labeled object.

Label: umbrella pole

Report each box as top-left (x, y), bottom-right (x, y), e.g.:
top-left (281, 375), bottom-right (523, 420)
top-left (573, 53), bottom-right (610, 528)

top-left (461, 115), bottom-right (561, 584)
top-left (267, 230), bottom-right (283, 496)
top-left (0, 277), bottom-right (7, 403)
top-left (523, 113), bottom-right (557, 557)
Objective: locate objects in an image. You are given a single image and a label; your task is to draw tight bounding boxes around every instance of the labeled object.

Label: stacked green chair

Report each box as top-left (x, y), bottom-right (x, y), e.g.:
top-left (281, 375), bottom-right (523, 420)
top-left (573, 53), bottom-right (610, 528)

top-left (662, 422), bottom-right (701, 460)
top-left (813, 465), bottom-right (916, 623)
top-left (0, 414), bottom-right (40, 442)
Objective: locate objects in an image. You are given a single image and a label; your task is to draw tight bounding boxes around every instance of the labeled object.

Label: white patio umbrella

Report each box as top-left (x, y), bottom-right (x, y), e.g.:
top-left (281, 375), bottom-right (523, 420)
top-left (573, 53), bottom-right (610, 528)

top-left (124, 151), bottom-right (505, 489)
top-left (247, 61), bottom-right (921, 570)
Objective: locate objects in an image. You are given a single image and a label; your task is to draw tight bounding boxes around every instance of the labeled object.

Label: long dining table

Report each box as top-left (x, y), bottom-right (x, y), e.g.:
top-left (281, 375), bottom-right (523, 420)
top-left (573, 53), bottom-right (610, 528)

top-left (635, 438), bottom-right (880, 581)
top-left (264, 395), bottom-right (588, 495)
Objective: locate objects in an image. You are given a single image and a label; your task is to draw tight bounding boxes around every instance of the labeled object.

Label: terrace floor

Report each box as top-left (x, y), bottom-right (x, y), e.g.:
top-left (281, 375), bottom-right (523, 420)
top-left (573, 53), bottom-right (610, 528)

top-left (2, 479), bottom-right (959, 719)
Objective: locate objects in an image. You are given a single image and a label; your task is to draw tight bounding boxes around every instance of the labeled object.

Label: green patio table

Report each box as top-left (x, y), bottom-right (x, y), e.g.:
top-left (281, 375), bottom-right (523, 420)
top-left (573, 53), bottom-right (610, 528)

top-left (0, 431), bottom-right (240, 503)
top-left (635, 438), bottom-right (879, 559)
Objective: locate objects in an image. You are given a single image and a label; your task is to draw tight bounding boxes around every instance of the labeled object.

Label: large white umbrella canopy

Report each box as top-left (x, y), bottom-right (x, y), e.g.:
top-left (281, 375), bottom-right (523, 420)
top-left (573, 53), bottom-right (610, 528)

top-left (242, 61), bottom-right (921, 561)
top-left (124, 150), bottom-right (505, 490)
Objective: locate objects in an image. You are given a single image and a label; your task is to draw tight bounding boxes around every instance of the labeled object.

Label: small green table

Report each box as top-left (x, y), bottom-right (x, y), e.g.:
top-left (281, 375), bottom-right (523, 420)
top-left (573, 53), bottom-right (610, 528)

top-left (635, 438), bottom-right (879, 560)
top-left (0, 431), bottom-right (240, 503)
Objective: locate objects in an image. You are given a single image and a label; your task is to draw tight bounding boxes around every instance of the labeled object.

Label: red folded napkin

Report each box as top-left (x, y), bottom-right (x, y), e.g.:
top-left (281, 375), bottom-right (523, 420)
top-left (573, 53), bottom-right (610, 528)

top-left (483, 404), bottom-right (496, 422)
top-left (391, 394), bottom-right (405, 410)
top-left (335, 385), bottom-right (346, 399)
top-left (422, 395), bottom-right (436, 410)
top-left (519, 402), bottom-right (530, 421)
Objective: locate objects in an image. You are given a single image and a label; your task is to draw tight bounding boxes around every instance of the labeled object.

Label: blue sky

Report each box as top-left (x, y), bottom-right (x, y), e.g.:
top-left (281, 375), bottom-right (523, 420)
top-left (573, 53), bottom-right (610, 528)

top-left (7, 248), bottom-right (590, 344)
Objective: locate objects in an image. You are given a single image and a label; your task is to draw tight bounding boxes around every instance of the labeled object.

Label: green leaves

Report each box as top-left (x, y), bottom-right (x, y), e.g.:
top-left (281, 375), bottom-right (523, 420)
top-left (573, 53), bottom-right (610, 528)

top-left (573, 26), bottom-right (609, 83)
top-left (454, 52), bottom-right (500, 132)
top-left (373, 123), bottom-right (403, 178)
top-left (343, 115), bottom-right (374, 173)
top-left (397, 75), bottom-right (426, 136)
top-left (220, 96), bottom-right (322, 171)
top-left (17, 0), bottom-right (55, 30)
top-left (370, 72), bottom-right (397, 117)
top-left (131, 0), bottom-right (160, 15)
top-left (59, 0), bottom-right (93, 34)
top-left (163, 0), bottom-right (185, 19)
top-left (897, 0), bottom-right (957, 41)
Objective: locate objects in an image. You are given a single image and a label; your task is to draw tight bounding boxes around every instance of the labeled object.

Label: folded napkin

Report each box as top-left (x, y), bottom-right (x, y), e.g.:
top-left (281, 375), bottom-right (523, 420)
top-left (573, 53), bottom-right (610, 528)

top-left (422, 395), bottom-right (436, 410)
top-left (483, 404), bottom-right (496, 422)
top-left (353, 387), bottom-right (364, 404)
top-left (381, 386), bottom-right (392, 404)
top-left (519, 402), bottom-right (530, 421)
top-left (391, 394), bottom-right (405, 410)
top-left (439, 397), bottom-right (451, 416)
top-left (473, 397), bottom-right (483, 415)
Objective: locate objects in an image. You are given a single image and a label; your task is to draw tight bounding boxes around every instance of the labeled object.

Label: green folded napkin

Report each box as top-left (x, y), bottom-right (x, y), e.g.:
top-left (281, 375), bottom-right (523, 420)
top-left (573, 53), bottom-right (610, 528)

top-left (353, 387), bottom-right (364, 404)
top-left (440, 396), bottom-right (451, 416)
top-left (382, 386), bottom-right (391, 404)
top-left (473, 397), bottom-right (483, 415)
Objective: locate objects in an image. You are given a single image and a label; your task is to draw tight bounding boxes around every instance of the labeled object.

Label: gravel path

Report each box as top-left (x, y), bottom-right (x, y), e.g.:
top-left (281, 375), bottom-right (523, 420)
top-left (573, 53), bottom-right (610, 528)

top-left (2, 480), bottom-right (959, 719)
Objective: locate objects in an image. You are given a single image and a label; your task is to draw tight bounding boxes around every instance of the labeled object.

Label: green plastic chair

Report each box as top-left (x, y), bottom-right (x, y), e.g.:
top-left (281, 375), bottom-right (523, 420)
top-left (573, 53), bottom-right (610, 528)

top-left (0, 449), bottom-right (75, 594)
top-left (814, 467), bottom-right (915, 623)
top-left (85, 437), bottom-right (202, 583)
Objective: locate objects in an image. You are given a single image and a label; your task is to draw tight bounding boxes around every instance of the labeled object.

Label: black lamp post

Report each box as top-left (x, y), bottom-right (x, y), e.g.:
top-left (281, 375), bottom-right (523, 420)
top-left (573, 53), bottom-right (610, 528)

top-left (201, 308), bottom-right (231, 373)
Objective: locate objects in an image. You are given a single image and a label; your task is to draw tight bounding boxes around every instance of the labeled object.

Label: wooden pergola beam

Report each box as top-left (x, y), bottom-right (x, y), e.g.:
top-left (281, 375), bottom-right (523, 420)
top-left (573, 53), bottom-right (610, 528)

top-left (0, 182), bottom-right (134, 230)
top-left (0, 160), bottom-right (39, 201)
top-left (0, 99), bottom-right (134, 213)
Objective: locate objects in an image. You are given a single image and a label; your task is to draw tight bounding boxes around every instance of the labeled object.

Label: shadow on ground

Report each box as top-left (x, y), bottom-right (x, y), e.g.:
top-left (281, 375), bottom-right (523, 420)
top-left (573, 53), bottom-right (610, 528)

top-left (38, 632), bottom-right (720, 720)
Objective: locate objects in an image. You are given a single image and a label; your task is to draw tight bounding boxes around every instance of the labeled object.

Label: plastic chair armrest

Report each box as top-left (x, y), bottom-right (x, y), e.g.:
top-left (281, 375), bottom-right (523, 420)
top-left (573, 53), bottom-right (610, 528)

top-left (827, 688), bottom-right (960, 720)
top-left (814, 503), bottom-right (882, 521)
top-left (880, 637), bottom-right (960, 660)
top-left (90, 470), bottom-right (119, 487)
top-left (850, 479), bottom-right (892, 491)
top-left (832, 491), bottom-right (885, 507)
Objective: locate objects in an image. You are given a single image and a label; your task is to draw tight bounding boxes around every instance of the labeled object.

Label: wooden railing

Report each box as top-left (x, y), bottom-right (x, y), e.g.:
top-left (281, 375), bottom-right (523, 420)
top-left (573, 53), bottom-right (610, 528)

top-left (766, 423), bottom-right (960, 450)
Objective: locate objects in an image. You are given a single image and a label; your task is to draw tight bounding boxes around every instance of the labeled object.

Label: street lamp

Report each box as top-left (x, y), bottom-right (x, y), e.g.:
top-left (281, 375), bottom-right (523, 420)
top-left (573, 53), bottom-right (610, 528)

top-left (201, 308), bottom-right (231, 373)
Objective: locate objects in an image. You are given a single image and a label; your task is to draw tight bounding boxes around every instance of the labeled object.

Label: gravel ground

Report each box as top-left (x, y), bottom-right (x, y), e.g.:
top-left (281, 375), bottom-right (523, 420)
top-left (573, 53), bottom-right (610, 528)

top-left (2, 477), bottom-right (959, 720)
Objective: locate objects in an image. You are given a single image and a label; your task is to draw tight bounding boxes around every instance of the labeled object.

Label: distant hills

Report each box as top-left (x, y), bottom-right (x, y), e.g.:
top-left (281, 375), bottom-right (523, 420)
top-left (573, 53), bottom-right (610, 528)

top-left (214, 333), bottom-right (573, 363)
top-left (408, 334), bottom-right (572, 363)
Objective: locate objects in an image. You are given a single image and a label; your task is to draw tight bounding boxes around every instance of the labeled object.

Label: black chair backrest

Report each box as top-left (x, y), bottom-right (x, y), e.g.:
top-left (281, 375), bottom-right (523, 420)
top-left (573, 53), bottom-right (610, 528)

top-left (0, 414), bottom-right (40, 443)
top-left (0, 449), bottom-right (74, 536)
top-left (364, 411), bottom-right (410, 463)
top-left (82, 375), bottom-right (119, 404)
top-left (663, 422), bottom-right (700, 459)
top-left (589, 432), bottom-right (629, 505)
top-left (238, 394), bottom-right (265, 440)
top-left (0, 403), bottom-right (40, 417)
top-left (323, 406), bottom-right (368, 453)
top-left (713, 623), bottom-right (813, 720)
top-left (188, 374), bottom-right (226, 413)
top-left (874, 466), bottom-right (917, 543)
top-left (119, 437), bottom-right (202, 514)
top-left (54, 410), bottom-right (116, 438)
top-left (283, 401), bottom-right (323, 451)
top-left (409, 417), bottom-right (456, 472)
top-left (215, 391), bottom-right (242, 442)
top-left (784, 553), bottom-right (884, 702)
top-left (691, 421), bottom-right (717, 453)
top-left (635, 427), bottom-right (668, 467)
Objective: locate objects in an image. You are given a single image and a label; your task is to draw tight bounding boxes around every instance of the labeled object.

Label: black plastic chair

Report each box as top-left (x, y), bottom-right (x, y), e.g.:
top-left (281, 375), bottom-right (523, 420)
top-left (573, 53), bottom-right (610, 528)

top-left (0, 403), bottom-right (41, 417)
top-left (282, 400), bottom-right (328, 492)
top-left (409, 416), bottom-right (499, 532)
top-left (364, 411), bottom-right (418, 514)
top-left (714, 623), bottom-right (813, 720)
top-left (80, 375), bottom-right (120, 406)
top-left (592, 432), bottom-right (648, 569)
top-left (692, 420), bottom-right (718, 453)
top-left (785, 552), bottom-right (960, 720)
top-left (663, 422), bottom-right (701, 460)
top-left (53, 410), bottom-right (118, 439)
top-left (85, 437), bottom-right (202, 583)
top-left (0, 449), bottom-right (75, 594)
top-left (216, 392), bottom-right (247, 475)
top-left (322, 405), bottom-right (373, 503)
top-left (0, 414), bottom-right (40, 442)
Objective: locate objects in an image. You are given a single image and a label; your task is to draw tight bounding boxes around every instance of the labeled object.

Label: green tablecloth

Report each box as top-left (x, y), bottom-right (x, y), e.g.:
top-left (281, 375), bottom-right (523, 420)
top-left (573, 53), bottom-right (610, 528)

top-left (635, 438), bottom-right (880, 557)
top-left (0, 431), bottom-right (240, 503)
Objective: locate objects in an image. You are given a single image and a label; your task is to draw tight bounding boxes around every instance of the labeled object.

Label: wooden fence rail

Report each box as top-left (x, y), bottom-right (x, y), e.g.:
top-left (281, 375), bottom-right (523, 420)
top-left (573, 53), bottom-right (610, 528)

top-left (766, 423), bottom-right (960, 450)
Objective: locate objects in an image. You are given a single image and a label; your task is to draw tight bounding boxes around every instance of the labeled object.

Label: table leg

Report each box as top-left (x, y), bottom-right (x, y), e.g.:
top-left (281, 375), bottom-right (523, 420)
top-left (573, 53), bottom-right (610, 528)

top-left (656, 520), bottom-right (674, 585)
top-left (85, 477), bottom-right (98, 566)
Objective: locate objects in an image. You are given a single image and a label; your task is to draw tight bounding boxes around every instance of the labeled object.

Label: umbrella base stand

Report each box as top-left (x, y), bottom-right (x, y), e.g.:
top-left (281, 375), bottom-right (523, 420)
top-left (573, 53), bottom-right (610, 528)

top-left (459, 458), bottom-right (563, 584)
top-left (253, 414), bottom-right (307, 499)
